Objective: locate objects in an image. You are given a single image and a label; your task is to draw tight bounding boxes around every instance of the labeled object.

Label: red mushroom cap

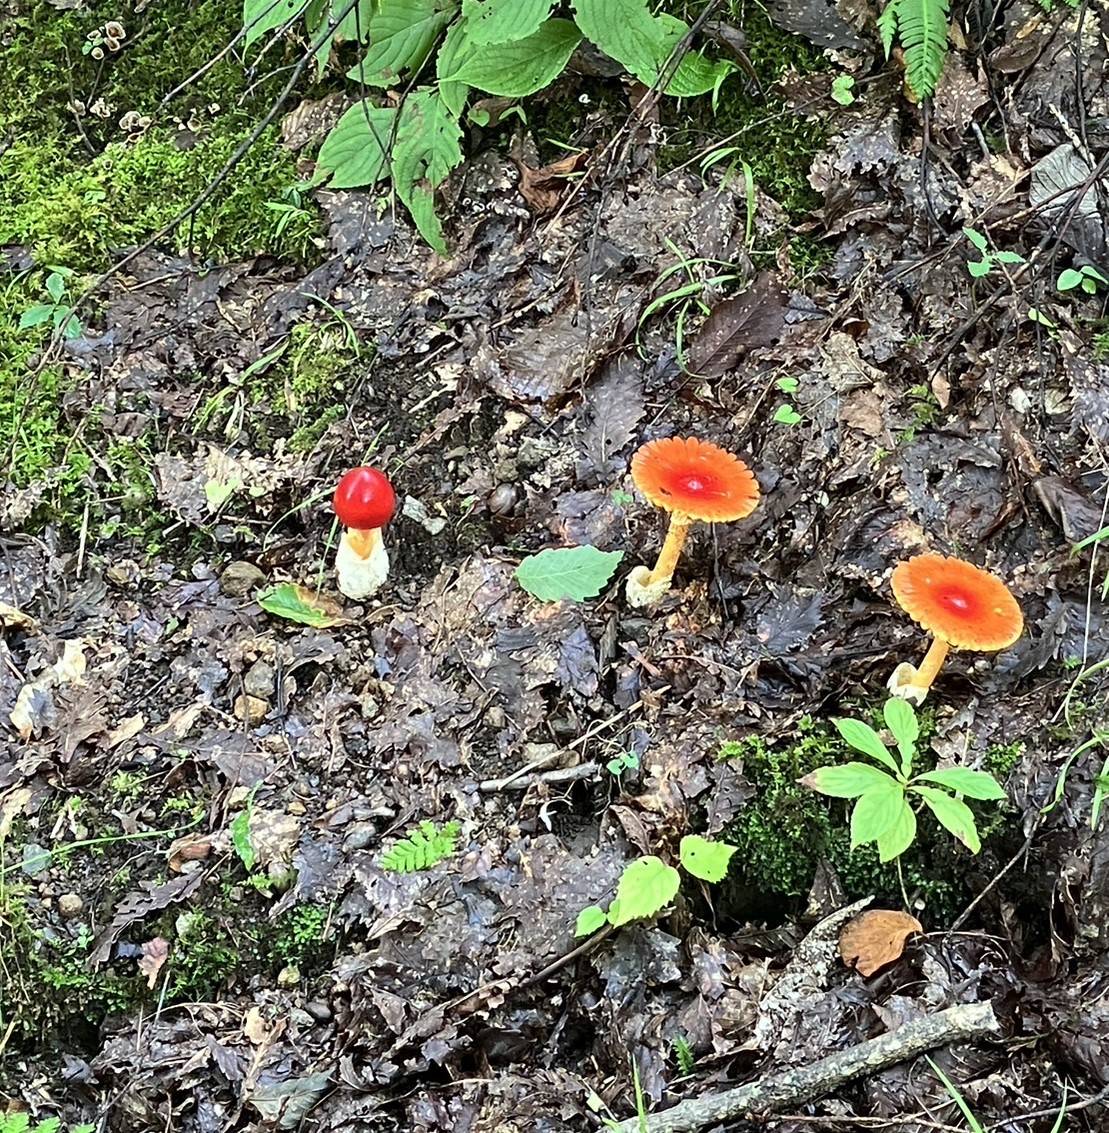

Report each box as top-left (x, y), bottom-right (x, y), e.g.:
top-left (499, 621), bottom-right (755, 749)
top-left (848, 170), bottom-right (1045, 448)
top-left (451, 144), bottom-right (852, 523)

top-left (631, 437), bottom-right (759, 523)
top-left (333, 466), bottom-right (396, 530)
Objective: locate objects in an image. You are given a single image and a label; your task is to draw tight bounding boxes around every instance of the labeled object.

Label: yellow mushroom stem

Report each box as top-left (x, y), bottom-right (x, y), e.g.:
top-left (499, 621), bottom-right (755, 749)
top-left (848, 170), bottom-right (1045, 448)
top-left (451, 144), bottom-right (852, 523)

top-left (642, 512), bottom-right (694, 588)
top-left (346, 527), bottom-right (381, 559)
top-left (913, 635), bottom-right (951, 693)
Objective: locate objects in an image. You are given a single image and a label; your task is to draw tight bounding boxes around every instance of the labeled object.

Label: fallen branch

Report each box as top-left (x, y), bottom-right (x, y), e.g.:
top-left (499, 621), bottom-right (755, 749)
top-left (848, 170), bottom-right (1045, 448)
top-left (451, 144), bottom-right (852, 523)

top-left (615, 1000), bottom-right (1000, 1133)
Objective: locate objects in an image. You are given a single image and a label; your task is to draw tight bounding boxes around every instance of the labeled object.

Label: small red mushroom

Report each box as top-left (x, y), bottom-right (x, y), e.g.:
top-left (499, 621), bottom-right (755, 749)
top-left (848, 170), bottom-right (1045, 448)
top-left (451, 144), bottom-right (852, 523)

top-left (333, 466), bottom-right (396, 600)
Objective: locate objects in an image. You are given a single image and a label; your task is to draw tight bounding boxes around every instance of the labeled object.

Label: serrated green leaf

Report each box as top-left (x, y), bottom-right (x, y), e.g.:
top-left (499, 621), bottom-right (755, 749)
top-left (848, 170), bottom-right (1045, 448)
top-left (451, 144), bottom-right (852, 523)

top-left (876, 0), bottom-right (898, 57)
top-left (876, 798), bottom-right (917, 862)
top-left (436, 18), bottom-right (475, 116)
top-left (515, 545), bottom-right (623, 601)
top-left (346, 0), bottom-right (457, 85)
top-left (45, 272), bottom-right (66, 303)
top-left (445, 18), bottom-right (581, 96)
top-left (967, 258), bottom-right (991, 278)
top-left (916, 768), bottom-right (1007, 800)
top-left (883, 697), bottom-right (918, 776)
top-left (608, 856), bottom-right (681, 925)
top-left (316, 101), bottom-right (397, 188)
top-left (800, 762), bottom-right (900, 799)
top-left (257, 582), bottom-right (344, 627)
top-left (679, 834), bottom-right (737, 882)
top-left (913, 785), bottom-right (981, 852)
top-left (380, 819), bottom-right (460, 871)
top-left (850, 782), bottom-right (906, 848)
top-left (391, 91), bottom-right (464, 255)
top-left (243, 0), bottom-right (311, 49)
top-left (575, 904), bottom-right (608, 937)
top-left (572, 0), bottom-right (670, 84)
top-left (834, 718), bottom-right (902, 776)
top-left (666, 47), bottom-right (735, 98)
top-left (963, 227), bottom-right (989, 253)
top-left (993, 250), bottom-right (1024, 264)
top-left (461, 0), bottom-right (552, 44)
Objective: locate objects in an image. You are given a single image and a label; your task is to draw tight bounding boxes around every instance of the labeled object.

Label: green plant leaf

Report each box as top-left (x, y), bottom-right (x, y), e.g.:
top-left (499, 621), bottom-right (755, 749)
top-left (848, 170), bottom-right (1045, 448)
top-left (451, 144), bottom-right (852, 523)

top-left (390, 91), bottom-right (464, 254)
top-left (679, 834), bottom-right (737, 882)
top-left (436, 18), bottom-right (476, 116)
top-left (916, 768), bottom-right (1007, 800)
top-left (876, 798), bottom-right (917, 862)
top-left (257, 582), bottom-right (344, 627)
top-left (45, 271), bottom-right (66, 303)
top-left (1085, 265), bottom-right (1109, 284)
top-left (666, 48), bottom-right (736, 98)
top-left (993, 250), bottom-right (1024, 264)
top-left (913, 785), bottom-right (981, 852)
top-left (515, 545), bottom-right (624, 601)
top-left (380, 819), bottom-right (461, 871)
top-left (800, 762), bottom-right (900, 799)
top-left (316, 102), bottom-right (397, 188)
top-left (850, 782), bottom-right (906, 848)
top-left (834, 718), bottom-right (902, 776)
top-left (461, 0), bottom-right (553, 44)
top-left (608, 856), bottom-right (681, 925)
top-left (19, 304), bottom-right (55, 328)
top-left (445, 18), bottom-right (582, 96)
top-left (243, 0), bottom-right (311, 49)
top-left (773, 404), bottom-right (801, 425)
top-left (962, 227), bottom-right (989, 253)
top-left (231, 794), bottom-right (256, 872)
top-left (1057, 268), bottom-right (1083, 291)
top-left (876, 0), bottom-right (898, 57)
top-left (831, 73), bottom-right (856, 105)
top-left (967, 258), bottom-right (991, 278)
top-left (572, 0), bottom-right (669, 84)
top-left (883, 697), bottom-right (918, 776)
top-left (346, 0), bottom-right (457, 85)
top-left (575, 904), bottom-right (608, 937)
top-left (896, 0), bottom-right (951, 97)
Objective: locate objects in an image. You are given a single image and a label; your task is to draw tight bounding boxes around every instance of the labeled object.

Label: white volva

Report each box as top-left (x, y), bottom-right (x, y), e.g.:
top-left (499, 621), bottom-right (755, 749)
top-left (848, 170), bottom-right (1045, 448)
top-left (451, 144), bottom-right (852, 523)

top-left (624, 564), bottom-right (673, 610)
top-left (886, 661), bottom-right (929, 705)
top-left (335, 529), bottom-right (389, 600)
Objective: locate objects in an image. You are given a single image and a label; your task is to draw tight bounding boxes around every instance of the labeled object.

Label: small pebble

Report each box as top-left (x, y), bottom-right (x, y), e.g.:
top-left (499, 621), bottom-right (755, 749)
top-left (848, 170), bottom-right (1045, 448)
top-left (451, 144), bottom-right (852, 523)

top-left (342, 822), bottom-right (377, 852)
top-left (487, 484), bottom-right (517, 516)
top-left (287, 799), bottom-right (307, 816)
top-left (244, 660), bottom-right (276, 700)
top-left (58, 893), bottom-right (84, 919)
top-left (305, 1000), bottom-right (332, 1022)
top-left (220, 560), bottom-right (265, 596)
top-left (233, 694), bottom-right (268, 724)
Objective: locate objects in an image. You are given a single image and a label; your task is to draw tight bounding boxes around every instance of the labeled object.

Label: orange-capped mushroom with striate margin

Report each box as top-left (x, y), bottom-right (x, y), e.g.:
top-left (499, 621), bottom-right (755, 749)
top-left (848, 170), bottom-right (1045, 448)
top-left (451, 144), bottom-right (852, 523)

top-left (887, 553), bottom-right (1023, 704)
top-left (625, 437), bottom-right (760, 608)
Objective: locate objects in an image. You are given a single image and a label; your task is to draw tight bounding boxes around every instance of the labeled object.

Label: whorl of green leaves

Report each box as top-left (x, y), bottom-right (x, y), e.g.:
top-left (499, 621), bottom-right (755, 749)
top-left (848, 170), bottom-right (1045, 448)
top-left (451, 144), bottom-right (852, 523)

top-left (379, 820), bottom-right (461, 872)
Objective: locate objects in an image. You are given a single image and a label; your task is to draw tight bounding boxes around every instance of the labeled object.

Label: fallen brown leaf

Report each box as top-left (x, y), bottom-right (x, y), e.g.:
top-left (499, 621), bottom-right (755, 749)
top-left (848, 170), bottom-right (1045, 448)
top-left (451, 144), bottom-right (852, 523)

top-left (514, 150), bottom-right (587, 213)
top-left (139, 936), bottom-right (170, 988)
top-left (839, 909), bottom-right (922, 976)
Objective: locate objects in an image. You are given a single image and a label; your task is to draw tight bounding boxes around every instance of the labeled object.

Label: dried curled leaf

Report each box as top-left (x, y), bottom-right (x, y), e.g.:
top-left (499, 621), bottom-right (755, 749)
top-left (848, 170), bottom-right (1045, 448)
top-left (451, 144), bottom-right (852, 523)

top-left (839, 908), bottom-right (923, 976)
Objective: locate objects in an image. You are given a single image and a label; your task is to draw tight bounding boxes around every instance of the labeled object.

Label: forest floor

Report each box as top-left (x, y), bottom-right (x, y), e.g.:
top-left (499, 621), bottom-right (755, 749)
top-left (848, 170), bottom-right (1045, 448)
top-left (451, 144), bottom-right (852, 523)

top-left (3, 1), bottom-right (1109, 1131)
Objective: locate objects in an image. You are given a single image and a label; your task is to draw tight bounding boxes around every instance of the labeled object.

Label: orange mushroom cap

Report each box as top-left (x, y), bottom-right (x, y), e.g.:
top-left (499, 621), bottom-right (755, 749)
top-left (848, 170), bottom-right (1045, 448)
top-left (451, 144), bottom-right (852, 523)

top-left (891, 553), bottom-right (1023, 651)
top-left (630, 437), bottom-right (759, 523)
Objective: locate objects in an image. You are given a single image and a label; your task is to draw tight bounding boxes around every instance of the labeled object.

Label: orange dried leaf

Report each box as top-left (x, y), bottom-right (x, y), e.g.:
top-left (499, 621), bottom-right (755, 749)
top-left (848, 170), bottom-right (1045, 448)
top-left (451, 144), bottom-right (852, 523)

top-left (839, 909), bottom-right (923, 976)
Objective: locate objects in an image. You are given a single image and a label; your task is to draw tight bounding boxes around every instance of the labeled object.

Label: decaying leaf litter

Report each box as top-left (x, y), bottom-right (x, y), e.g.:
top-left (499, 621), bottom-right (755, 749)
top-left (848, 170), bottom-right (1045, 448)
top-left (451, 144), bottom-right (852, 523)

top-left (3, 1), bottom-right (1109, 1130)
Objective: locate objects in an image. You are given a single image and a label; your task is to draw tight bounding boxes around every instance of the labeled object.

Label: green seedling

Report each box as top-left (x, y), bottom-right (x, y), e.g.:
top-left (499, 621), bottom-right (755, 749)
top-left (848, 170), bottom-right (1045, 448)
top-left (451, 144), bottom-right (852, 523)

top-left (605, 751), bottom-right (640, 779)
top-left (831, 74), bottom-right (856, 104)
top-left (576, 834), bottom-right (737, 937)
top-left (801, 699), bottom-right (1007, 861)
top-left (963, 228), bottom-right (1024, 279)
top-left (19, 267), bottom-right (83, 340)
top-left (1057, 264), bottom-right (1108, 296)
top-left (774, 376), bottom-right (802, 425)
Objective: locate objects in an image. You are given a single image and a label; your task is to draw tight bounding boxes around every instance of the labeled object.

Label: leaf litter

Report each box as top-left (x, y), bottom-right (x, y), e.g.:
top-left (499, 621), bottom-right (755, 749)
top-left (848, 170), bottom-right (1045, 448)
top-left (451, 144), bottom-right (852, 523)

top-left (3, 7), bottom-right (1109, 1132)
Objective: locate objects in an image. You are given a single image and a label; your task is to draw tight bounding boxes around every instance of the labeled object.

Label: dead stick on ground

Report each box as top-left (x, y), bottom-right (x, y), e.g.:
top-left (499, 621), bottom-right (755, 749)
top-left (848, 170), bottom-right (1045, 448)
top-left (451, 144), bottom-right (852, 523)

top-left (615, 1001), bottom-right (1000, 1133)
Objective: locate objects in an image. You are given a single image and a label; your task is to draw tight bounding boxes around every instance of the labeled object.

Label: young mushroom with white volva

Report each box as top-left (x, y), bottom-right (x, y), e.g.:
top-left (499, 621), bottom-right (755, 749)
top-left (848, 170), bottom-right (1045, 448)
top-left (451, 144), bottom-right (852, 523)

top-left (625, 437), bottom-right (760, 608)
top-left (333, 466), bottom-right (396, 600)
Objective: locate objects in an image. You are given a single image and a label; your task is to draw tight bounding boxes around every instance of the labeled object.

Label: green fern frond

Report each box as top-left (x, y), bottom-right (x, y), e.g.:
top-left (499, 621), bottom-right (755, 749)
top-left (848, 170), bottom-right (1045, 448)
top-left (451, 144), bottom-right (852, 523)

top-left (379, 820), bottom-right (461, 873)
top-left (673, 1035), bottom-right (695, 1075)
top-left (878, 0), bottom-right (950, 99)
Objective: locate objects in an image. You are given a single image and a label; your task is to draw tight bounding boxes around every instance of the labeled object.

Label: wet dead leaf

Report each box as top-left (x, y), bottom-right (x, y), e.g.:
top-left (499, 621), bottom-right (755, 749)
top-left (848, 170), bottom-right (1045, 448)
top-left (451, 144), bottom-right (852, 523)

top-left (139, 936), bottom-right (170, 988)
top-left (839, 908), bottom-right (923, 976)
top-left (686, 273), bottom-right (787, 378)
top-left (514, 149), bottom-right (587, 212)
top-left (257, 583), bottom-right (347, 628)
top-left (0, 602), bottom-right (36, 631)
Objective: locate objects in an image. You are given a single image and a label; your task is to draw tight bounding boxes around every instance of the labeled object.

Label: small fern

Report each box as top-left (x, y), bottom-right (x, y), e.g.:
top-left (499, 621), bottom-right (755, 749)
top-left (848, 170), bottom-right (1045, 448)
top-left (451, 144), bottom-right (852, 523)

top-left (673, 1035), bottom-right (695, 1075)
top-left (379, 820), bottom-right (461, 873)
top-left (878, 0), bottom-right (950, 100)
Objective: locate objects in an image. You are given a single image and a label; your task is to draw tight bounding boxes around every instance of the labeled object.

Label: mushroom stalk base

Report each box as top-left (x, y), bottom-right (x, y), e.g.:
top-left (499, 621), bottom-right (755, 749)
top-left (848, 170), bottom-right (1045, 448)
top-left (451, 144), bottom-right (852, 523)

top-left (336, 528), bottom-right (389, 600)
top-left (626, 515), bottom-right (692, 608)
top-left (887, 636), bottom-right (950, 705)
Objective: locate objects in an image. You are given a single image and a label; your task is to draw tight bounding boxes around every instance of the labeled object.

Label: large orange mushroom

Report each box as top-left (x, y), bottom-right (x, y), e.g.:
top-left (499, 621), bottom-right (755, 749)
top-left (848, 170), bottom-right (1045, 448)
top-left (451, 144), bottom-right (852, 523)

top-left (625, 437), bottom-right (760, 608)
top-left (888, 553), bottom-right (1023, 703)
